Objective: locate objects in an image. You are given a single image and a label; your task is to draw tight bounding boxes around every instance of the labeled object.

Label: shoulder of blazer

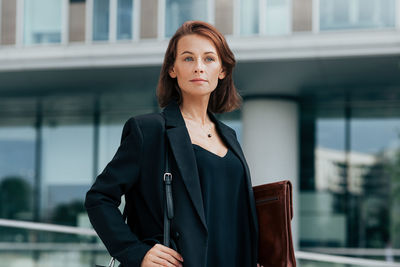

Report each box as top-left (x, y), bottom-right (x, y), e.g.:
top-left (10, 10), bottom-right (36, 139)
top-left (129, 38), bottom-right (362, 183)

top-left (128, 112), bottom-right (165, 134)
top-left (120, 113), bottom-right (165, 141)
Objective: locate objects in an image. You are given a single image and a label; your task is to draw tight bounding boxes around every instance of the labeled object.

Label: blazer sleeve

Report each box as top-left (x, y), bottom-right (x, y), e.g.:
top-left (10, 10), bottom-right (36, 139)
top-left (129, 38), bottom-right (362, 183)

top-left (84, 117), bottom-right (152, 267)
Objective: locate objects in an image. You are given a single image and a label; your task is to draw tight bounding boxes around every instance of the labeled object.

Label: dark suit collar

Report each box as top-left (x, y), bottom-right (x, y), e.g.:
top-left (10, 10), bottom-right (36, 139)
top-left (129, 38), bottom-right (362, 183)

top-left (163, 99), bottom-right (184, 128)
top-left (161, 99), bottom-right (258, 237)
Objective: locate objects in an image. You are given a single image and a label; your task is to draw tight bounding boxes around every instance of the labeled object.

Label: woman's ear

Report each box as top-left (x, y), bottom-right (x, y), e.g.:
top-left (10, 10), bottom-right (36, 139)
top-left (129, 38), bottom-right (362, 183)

top-left (169, 67), bottom-right (177, 78)
top-left (218, 68), bottom-right (226, 79)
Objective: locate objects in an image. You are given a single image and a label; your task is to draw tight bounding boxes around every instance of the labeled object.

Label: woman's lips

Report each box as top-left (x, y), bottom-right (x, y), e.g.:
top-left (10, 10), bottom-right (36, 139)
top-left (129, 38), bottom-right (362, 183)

top-left (190, 79), bottom-right (207, 83)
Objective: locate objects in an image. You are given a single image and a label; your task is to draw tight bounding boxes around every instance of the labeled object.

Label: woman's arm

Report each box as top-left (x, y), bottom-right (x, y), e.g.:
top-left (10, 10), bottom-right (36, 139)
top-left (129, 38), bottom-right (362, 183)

top-left (85, 117), bottom-right (152, 267)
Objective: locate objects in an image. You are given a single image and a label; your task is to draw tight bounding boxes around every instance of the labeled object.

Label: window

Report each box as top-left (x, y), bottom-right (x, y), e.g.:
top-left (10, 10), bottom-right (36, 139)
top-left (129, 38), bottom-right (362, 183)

top-left (264, 0), bottom-right (290, 35)
top-left (240, 0), bottom-right (259, 35)
top-left (93, 0), bottom-right (110, 41)
top-left (24, 0), bottom-right (62, 44)
top-left (117, 0), bottom-right (133, 40)
top-left (300, 93), bottom-right (400, 253)
top-left (0, 126), bottom-right (36, 222)
top-left (165, 0), bottom-right (208, 37)
top-left (320, 0), bottom-right (396, 31)
top-left (40, 95), bottom-right (94, 227)
top-left (239, 0), bottom-right (290, 36)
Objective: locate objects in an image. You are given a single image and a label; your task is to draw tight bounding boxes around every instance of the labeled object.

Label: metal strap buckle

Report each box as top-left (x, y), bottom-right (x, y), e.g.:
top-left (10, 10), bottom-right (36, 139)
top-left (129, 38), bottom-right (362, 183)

top-left (163, 172), bottom-right (172, 181)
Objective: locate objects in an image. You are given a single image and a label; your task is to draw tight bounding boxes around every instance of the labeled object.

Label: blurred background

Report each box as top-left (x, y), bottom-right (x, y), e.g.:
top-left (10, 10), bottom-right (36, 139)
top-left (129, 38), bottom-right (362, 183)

top-left (0, 0), bottom-right (400, 266)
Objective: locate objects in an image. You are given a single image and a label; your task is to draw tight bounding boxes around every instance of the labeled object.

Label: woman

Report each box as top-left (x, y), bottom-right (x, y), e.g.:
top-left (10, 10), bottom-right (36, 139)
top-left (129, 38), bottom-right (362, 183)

top-left (85, 21), bottom-right (262, 267)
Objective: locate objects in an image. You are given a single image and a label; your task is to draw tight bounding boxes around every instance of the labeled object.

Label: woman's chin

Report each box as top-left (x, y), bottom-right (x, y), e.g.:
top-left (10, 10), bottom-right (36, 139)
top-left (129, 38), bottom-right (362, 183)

top-left (182, 89), bottom-right (215, 97)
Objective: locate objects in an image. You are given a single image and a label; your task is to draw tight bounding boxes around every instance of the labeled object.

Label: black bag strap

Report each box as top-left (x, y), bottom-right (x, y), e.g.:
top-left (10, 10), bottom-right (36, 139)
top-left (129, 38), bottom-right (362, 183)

top-left (163, 138), bottom-right (174, 247)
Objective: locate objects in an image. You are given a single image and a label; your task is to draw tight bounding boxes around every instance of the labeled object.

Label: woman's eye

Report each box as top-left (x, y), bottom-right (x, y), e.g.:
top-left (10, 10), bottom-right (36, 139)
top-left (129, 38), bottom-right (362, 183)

top-left (184, 57), bottom-right (193, 61)
top-left (205, 57), bottom-right (215, 62)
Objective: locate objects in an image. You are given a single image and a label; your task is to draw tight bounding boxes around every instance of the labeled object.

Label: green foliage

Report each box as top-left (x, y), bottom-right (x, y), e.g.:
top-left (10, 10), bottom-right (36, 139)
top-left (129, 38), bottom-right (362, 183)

top-left (51, 200), bottom-right (85, 227)
top-left (0, 176), bottom-right (33, 219)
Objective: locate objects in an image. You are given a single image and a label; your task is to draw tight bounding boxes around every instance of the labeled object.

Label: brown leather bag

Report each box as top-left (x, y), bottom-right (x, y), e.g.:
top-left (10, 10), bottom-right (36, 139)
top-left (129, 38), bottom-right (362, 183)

top-left (253, 180), bottom-right (296, 267)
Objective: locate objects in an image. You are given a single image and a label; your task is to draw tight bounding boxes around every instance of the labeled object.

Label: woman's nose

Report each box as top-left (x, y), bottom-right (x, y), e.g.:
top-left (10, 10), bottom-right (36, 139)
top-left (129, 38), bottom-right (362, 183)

top-left (194, 60), bottom-right (205, 73)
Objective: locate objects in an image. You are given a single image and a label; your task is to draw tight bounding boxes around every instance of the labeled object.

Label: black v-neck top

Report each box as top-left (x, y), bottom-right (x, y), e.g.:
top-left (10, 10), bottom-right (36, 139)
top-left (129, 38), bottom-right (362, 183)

top-left (192, 143), bottom-right (252, 266)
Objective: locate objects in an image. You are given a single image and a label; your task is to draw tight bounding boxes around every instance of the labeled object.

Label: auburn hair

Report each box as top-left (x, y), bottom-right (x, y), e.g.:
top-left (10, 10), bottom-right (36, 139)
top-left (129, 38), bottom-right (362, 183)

top-left (156, 21), bottom-right (242, 113)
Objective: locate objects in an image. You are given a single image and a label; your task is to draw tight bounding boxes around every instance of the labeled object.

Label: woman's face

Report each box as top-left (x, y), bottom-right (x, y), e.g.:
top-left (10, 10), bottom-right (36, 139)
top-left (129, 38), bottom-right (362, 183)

top-left (169, 34), bottom-right (226, 99)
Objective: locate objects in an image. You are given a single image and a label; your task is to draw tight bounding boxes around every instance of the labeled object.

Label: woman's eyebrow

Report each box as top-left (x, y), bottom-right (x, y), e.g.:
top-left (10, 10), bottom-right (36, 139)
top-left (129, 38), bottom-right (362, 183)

top-left (180, 51), bottom-right (193, 55)
top-left (180, 51), bottom-right (217, 55)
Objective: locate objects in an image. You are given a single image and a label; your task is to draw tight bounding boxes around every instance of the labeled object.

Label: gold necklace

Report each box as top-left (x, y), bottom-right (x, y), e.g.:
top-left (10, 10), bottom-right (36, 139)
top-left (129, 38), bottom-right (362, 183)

top-left (181, 113), bottom-right (213, 138)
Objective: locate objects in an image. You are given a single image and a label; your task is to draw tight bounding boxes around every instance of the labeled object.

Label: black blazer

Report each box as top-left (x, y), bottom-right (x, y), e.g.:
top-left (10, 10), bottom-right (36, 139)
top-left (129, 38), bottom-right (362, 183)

top-left (85, 100), bottom-right (259, 267)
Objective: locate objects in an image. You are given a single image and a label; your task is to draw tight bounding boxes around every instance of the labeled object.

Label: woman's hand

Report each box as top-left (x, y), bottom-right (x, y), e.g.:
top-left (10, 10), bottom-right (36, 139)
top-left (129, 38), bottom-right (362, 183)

top-left (257, 263), bottom-right (264, 267)
top-left (141, 243), bottom-right (184, 267)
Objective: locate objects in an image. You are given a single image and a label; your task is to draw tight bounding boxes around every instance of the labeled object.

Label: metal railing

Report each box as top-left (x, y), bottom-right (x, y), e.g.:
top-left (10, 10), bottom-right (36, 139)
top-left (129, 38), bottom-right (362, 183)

top-left (296, 251), bottom-right (400, 267)
top-left (1, 218), bottom-right (400, 266)
top-left (0, 218), bottom-right (96, 236)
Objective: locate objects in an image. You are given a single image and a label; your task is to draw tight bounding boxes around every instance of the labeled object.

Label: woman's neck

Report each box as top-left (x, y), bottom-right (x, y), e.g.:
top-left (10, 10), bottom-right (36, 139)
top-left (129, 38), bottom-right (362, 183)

top-left (179, 96), bottom-right (211, 126)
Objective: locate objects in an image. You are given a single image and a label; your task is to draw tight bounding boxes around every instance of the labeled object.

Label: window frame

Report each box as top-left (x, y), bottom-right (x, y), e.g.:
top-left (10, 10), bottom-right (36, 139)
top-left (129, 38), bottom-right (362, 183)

top-left (87, 0), bottom-right (140, 43)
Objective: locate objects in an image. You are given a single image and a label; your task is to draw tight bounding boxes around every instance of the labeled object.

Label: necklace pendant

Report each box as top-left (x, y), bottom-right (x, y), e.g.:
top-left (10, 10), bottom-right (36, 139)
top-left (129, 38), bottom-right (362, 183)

top-left (208, 134), bottom-right (212, 138)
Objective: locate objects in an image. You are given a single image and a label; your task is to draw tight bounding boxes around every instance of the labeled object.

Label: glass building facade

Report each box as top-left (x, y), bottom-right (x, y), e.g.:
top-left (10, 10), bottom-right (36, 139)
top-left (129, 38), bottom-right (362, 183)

top-left (300, 91), bottom-right (400, 251)
top-left (1, 0), bottom-right (400, 266)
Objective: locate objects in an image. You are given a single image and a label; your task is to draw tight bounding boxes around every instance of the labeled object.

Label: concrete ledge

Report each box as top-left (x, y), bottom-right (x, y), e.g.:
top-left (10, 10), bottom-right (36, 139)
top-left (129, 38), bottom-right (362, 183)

top-left (0, 30), bottom-right (399, 72)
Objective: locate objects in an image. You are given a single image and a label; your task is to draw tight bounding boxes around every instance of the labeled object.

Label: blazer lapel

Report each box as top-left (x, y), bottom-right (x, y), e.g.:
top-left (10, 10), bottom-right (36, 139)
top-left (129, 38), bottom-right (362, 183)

top-left (162, 101), bottom-right (208, 232)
